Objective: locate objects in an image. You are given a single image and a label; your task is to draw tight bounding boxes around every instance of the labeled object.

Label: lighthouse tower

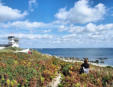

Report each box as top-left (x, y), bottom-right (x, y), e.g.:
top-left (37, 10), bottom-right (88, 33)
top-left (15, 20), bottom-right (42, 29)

top-left (8, 35), bottom-right (19, 47)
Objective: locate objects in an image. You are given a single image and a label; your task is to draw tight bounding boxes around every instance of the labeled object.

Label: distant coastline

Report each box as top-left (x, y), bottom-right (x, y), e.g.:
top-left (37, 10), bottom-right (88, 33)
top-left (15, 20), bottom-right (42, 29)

top-left (42, 53), bottom-right (113, 67)
top-left (36, 48), bottom-right (113, 67)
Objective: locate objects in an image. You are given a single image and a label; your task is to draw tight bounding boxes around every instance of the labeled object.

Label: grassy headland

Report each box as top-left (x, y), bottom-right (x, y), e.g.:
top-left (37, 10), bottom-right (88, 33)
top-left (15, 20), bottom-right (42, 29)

top-left (0, 47), bottom-right (113, 87)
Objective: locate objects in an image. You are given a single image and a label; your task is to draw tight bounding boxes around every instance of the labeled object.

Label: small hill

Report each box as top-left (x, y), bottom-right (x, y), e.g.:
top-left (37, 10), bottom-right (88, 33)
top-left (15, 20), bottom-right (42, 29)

top-left (0, 47), bottom-right (112, 87)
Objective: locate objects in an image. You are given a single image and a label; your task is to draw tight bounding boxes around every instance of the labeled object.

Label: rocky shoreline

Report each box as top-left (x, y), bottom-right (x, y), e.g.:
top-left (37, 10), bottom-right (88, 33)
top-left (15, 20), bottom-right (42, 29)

top-left (43, 54), bottom-right (113, 67)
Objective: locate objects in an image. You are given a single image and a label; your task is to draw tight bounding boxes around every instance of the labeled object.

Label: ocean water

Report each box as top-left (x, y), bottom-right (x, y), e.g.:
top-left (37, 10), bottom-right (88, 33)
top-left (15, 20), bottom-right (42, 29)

top-left (35, 48), bottom-right (113, 66)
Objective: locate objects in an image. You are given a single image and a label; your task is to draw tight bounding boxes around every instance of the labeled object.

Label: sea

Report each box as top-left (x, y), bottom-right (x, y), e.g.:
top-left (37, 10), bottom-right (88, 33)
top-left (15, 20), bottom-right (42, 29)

top-left (35, 48), bottom-right (113, 66)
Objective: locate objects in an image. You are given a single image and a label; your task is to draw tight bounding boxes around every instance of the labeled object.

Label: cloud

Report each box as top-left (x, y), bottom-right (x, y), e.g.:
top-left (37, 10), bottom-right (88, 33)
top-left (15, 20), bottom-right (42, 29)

top-left (0, 20), bottom-right (63, 31)
top-left (88, 33), bottom-right (104, 40)
top-left (55, 0), bottom-right (106, 24)
top-left (64, 23), bottom-right (113, 34)
top-left (15, 34), bottom-right (53, 39)
top-left (86, 23), bottom-right (113, 32)
top-left (0, 33), bottom-right (53, 40)
top-left (42, 29), bottom-right (51, 33)
top-left (58, 25), bottom-right (68, 32)
top-left (1, 20), bottom-right (48, 29)
top-left (0, 3), bottom-right (27, 22)
top-left (54, 22), bottom-right (113, 44)
top-left (97, 23), bottom-right (113, 30)
top-left (62, 34), bottom-right (76, 39)
top-left (52, 34), bottom-right (81, 44)
top-left (28, 0), bottom-right (37, 12)
top-left (56, 34), bottom-right (77, 42)
top-left (68, 24), bottom-right (84, 33)
top-left (86, 23), bottom-right (97, 32)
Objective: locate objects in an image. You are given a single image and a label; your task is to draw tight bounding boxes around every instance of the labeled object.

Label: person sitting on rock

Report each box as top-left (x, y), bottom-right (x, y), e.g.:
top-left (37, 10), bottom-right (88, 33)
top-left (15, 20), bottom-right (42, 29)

top-left (79, 58), bottom-right (90, 74)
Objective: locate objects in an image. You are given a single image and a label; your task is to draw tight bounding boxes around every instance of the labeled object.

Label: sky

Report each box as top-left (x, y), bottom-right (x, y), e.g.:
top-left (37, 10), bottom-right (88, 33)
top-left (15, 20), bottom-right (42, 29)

top-left (0, 0), bottom-right (113, 48)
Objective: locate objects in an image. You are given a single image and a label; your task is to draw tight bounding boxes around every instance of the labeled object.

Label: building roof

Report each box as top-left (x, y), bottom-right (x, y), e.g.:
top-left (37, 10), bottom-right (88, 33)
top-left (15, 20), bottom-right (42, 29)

top-left (8, 36), bottom-right (15, 39)
top-left (0, 44), bottom-right (11, 47)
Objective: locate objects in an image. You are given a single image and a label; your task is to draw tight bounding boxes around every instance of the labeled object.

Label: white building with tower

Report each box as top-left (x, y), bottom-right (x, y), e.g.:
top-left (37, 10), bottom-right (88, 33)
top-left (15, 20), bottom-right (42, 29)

top-left (0, 35), bottom-right (19, 49)
top-left (8, 36), bottom-right (19, 47)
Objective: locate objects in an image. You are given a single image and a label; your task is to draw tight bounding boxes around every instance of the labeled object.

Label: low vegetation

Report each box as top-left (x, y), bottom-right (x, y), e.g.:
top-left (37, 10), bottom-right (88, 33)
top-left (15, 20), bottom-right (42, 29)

top-left (0, 47), bottom-right (112, 87)
top-left (59, 62), bottom-right (113, 87)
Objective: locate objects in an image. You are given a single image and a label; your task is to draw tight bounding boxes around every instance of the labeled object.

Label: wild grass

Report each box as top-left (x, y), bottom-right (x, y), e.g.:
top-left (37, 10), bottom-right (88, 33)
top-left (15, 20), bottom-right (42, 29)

top-left (0, 47), bottom-right (112, 87)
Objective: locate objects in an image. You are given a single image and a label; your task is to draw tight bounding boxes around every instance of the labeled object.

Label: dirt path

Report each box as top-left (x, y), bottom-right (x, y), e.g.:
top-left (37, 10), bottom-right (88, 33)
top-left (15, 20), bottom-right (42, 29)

top-left (47, 73), bottom-right (61, 87)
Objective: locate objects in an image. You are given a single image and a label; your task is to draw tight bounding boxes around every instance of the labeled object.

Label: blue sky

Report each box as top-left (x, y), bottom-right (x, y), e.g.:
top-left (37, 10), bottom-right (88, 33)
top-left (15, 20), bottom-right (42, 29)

top-left (0, 0), bottom-right (113, 48)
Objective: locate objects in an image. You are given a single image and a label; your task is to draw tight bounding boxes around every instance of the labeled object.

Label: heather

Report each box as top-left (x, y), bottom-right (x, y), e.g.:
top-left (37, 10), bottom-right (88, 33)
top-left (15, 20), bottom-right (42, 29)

top-left (0, 48), bottom-right (112, 87)
top-left (59, 62), bottom-right (113, 87)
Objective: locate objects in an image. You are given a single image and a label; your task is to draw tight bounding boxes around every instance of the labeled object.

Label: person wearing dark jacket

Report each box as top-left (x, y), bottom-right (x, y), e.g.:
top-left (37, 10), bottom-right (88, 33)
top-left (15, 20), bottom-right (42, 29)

top-left (79, 58), bottom-right (90, 74)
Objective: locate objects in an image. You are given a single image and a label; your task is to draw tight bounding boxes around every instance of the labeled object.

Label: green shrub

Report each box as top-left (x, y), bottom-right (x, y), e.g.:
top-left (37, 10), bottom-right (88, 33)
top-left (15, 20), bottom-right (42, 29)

top-left (14, 65), bottom-right (38, 80)
top-left (75, 83), bottom-right (80, 87)
top-left (5, 47), bottom-right (22, 51)
top-left (62, 64), bottom-right (71, 76)
top-left (58, 83), bottom-right (64, 87)
top-left (106, 66), bottom-right (113, 69)
top-left (102, 75), bottom-right (112, 86)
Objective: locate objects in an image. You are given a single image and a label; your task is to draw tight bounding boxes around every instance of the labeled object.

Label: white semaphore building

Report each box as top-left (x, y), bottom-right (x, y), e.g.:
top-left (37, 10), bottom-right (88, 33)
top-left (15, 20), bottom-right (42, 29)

top-left (0, 35), bottom-right (19, 49)
top-left (8, 36), bottom-right (19, 47)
